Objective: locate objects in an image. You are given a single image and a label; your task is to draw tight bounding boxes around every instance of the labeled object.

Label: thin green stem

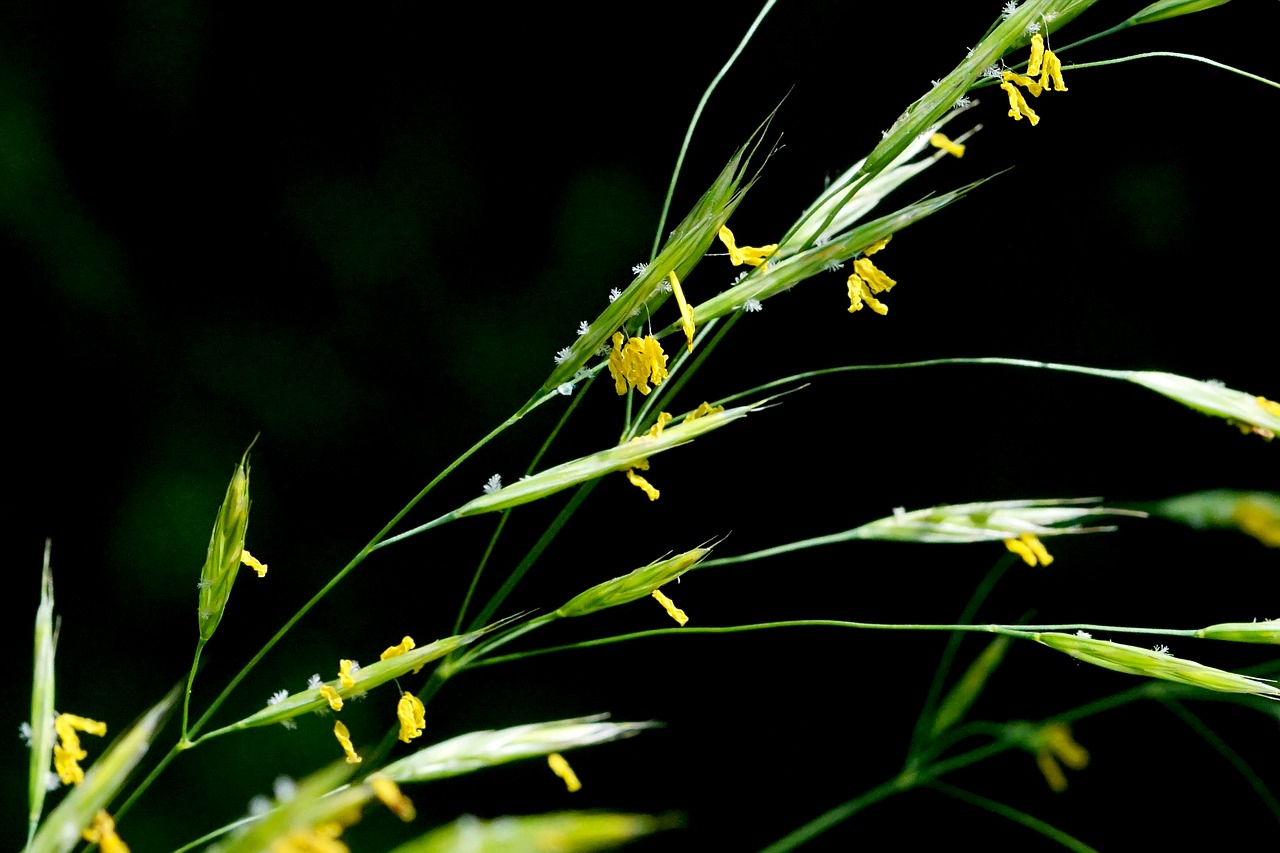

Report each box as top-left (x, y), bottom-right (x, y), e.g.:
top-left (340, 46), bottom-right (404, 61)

top-left (927, 781), bottom-right (1100, 852)
top-left (182, 638), bottom-right (206, 739)
top-left (466, 620), bottom-right (1202, 669)
top-left (112, 745), bottom-right (181, 823)
top-left (757, 741), bottom-right (1011, 853)
top-left (904, 558), bottom-right (1012, 768)
top-left (185, 392), bottom-right (553, 741)
top-left (1160, 697), bottom-right (1280, 823)
top-left (453, 376), bottom-right (596, 634)
top-left (1065, 53), bottom-right (1280, 90)
top-left (1051, 19), bottom-right (1131, 55)
top-left (713, 356), bottom-right (1128, 409)
top-left (465, 481), bottom-right (600, 633)
top-left (649, 0), bottom-right (778, 258)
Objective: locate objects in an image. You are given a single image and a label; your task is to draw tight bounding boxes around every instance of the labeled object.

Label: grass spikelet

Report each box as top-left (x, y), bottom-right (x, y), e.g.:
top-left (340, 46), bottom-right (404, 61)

top-left (209, 761), bottom-right (368, 853)
top-left (1034, 632), bottom-right (1280, 698)
top-left (852, 498), bottom-right (1145, 544)
top-left (378, 715), bottom-right (658, 784)
top-left (1196, 620), bottom-right (1280, 645)
top-left (27, 541), bottom-right (57, 844)
top-left (1123, 372), bottom-right (1280, 440)
top-left (210, 625), bottom-right (502, 735)
top-left (385, 811), bottom-right (669, 853)
top-left (556, 547), bottom-right (712, 619)
top-left (198, 446), bottom-right (255, 642)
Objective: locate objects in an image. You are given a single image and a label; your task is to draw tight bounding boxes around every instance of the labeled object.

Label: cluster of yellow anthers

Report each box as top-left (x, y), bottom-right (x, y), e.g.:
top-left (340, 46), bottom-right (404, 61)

top-left (652, 588), bottom-right (689, 626)
top-left (1004, 533), bottom-right (1054, 567)
top-left (608, 332), bottom-right (668, 396)
top-left (1033, 722), bottom-right (1090, 793)
top-left (846, 236), bottom-right (896, 315)
top-left (717, 225), bottom-right (777, 269)
top-left (274, 777), bottom-right (415, 853)
top-left (621, 402), bottom-right (724, 501)
top-left (547, 752), bottom-right (582, 792)
top-left (1001, 33), bottom-right (1067, 126)
top-left (327, 637), bottom-right (426, 764)
top-left (82, 810), bottom-right (129, 853)
top-left (53, 712), bottom-right (107, 785)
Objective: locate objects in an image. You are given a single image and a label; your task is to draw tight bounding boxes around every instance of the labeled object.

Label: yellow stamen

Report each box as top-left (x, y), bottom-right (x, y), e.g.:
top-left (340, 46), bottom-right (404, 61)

top-left (547, 752), bottom-right (582, 792)
top-left (1004, 534), bottom-right (1054, 566)
top-left (369, 776), bottom-right (416, 821)
top-left (1002, 69), bottom-right (1042, 97)
top-left (333, 720), bottom-right (361, 765)
top-left (1027, 33), bottom-right (1045, 76)
top-left (319, 685), bottom-right (344, 711)
top-left (718, 225), bottom-right (778, 268)
top-left (1040, 49), bottom-right (1067, 91)
top-left (1258, 397), bottom-right (1280, 417)
top-left (82, 811), bottom-right (130, 853)
top-left (626, 468), bottom-right (660, 501)
top-left (396, 692), bottom-right (426, 743)
top-left (1035, 722), bottom-right (1089, 792)
top-left (846, 275), bottom-right (888, 315)
top-left (864, 235), bottom-right (891, 256)
top-left (338, 659), bottom-right (357, 689)
top-left (380, 636), bottom-right (416, 661)
top-left (686, 401), bottom-right (725, 422)
top-left (852, 257), bottom-right (896, 293)
top-left (668, 271), bottom-right (696, 352)
top-left (1000, 81), bottom-right (1040, 125)
top-left (53, 714), bottom-right (107, 785)
top-left (651, 589), bottom-right (689, 626)
top-left (929, 132), bottom-right (965, 158)
top-left (241, 549), bottom-right (268, 578)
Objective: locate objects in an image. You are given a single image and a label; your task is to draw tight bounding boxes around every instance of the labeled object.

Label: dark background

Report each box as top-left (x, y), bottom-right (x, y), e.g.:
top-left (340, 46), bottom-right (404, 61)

top-left (5, 1), bottom-right (1277, 850)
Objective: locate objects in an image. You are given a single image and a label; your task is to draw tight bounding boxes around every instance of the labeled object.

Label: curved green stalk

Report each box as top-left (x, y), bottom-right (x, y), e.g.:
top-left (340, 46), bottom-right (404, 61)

top-left (1066, 52), bottom-right (1280, 89)
top-left (927, 781), bottom-right (1100, 852)
top-left (466, 620), bottom-right (1202, 669)
top-left (1160, 697), bottom-right (1280, 822)
top-left (650, 1), bottom-right (779, 258)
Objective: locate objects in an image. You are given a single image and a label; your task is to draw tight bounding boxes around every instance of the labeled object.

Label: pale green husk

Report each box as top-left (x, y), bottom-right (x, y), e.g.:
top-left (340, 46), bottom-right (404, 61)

top-left (197, 448), bottom-right (253, 642)
top-left (1035, 632), bottom-right (1279, 698)
top-left (852, 498), bottom-right (1145, 544)
top-left (1197, 621), bottom-right (1280, 645)
top-left (27, 541), bottom-right (57, 843)
top-left (378, 715), bottom-right (659, 784)
top-left (387, 811), bottom-right (666, 853)
top-left (1127, 0), bottom-right (1231, 26)
top-left (557, 547), bottom-right (711, 618)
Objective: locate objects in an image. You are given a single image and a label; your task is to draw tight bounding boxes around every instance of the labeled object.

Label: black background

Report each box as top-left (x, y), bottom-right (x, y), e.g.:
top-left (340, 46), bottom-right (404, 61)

top-left (5, 1), bottom-right (1277, 850)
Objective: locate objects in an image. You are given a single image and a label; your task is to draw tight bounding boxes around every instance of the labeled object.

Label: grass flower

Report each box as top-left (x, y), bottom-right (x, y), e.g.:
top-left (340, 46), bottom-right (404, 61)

top-left (1122, 372), bottom-right (1280, 439)
top-left (718, 224), bottom-right (777, 268)
top-left (547, 752), bottom-right (582, 792)
top-left (333, 721), bottom-right (361, 765)
top-left (198, 447), bottom-right (260, 641)
top-left (556, 547), bottom-right (711, 619)
top-left (851, 498), bottom-right (1143, 544)
top-left (1034, 631), bottom-right (1280, 698)
top-left (651, 589), bottom-right (689, 626)
top-left (378, 715), bottom-right (658, 784)
top-left (1142, 489), bottom-right (1280, 547)
top-left (397, 692), bottom-right (426, 743)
